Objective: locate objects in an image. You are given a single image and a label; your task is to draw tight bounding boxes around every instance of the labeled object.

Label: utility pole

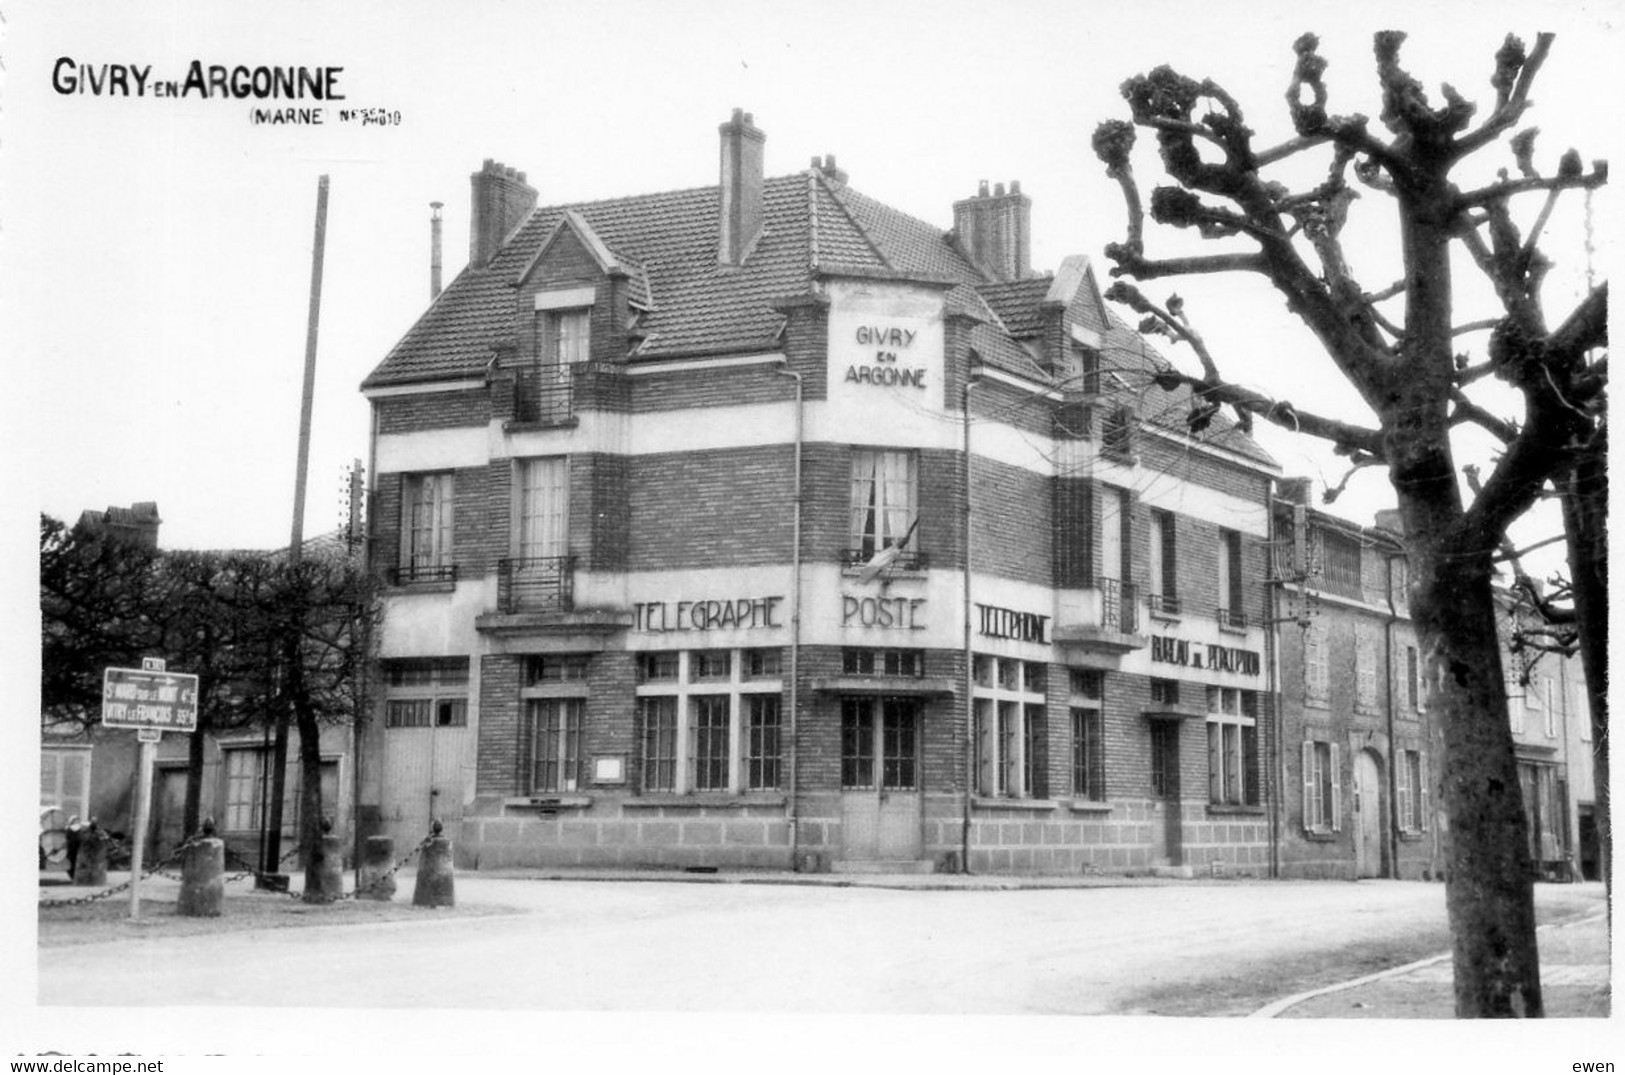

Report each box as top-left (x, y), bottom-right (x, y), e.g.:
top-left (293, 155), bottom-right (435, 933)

top-left (263, 175), bottom-right (329, 881)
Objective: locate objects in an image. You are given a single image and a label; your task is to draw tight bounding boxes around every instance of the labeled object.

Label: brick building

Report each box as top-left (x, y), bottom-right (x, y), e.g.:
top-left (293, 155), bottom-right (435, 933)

top-left (357, 111), bottom-right (1285, 875)
top-left (1269, 487), bottom-right (1440, 880)
top-left (1269, 486), bottom-right (1595, 883)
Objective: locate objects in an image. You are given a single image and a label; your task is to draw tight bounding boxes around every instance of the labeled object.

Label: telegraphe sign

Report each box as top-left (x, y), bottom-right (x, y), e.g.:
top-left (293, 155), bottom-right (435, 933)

top-left (632, 596), bottom-right (783, 632)
top-left (102, 667), bottom-right (200, 731)
top-left (1150, 635), bottom-right (1262, 676)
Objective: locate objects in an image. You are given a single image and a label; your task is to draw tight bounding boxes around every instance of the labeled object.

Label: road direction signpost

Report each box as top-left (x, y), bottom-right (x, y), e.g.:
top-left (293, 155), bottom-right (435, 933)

top-left (103, 658), bottom-right (198, 918)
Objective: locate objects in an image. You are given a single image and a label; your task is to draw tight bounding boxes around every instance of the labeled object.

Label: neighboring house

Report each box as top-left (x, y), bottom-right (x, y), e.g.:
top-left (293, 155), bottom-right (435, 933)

top-left (1270, 485), bottom-right (1593, 883)
top-left (1270, 486), bottom-right (1438, 881)
top-left (358, 111), bottom-right (1287, 875)
top-left (1498, 588), bottom-right (1591, 881)
top-left (40, 502), bottom-right (360, 870)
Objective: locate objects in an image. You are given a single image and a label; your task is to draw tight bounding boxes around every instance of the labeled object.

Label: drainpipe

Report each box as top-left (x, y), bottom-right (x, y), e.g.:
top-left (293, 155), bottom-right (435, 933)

top-left (1265, 486), bottom-right (1281, 879)
top-left (774, 362), bottom-right (804, 869)
top-left (961, 365), bottom-right (981, 874)
top-left (1383, 552), bottom-right (1402, 879)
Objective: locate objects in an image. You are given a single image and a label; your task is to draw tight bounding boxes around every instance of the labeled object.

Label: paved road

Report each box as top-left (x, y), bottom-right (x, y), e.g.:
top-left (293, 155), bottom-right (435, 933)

top-left (38, 877), bottom-right (1604, 1014)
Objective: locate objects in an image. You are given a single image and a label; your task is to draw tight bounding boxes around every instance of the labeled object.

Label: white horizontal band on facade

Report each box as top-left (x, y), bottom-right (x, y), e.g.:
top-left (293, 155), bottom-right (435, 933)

top-left (624, 352), bottom-right (788, 375)
top-left (363, 378), bottom-right (489, 400)
top-left (375, 402), bottom-right (1271, 536)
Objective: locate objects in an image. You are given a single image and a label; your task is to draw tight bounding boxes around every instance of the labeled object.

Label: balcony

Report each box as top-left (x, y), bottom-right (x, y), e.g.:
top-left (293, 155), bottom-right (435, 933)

top-left (1053, 578), bottom-right (1144, 660)
top-left (497, 555), bottom-right (575, 613)
top-left (509, 365), bottom-right (576, 428)
top-left (1217, 607), bottom-right (1250, 632)
top-left (1148, 592), bottom-right (1182, 619)
top-left (840, 547), bottom-right (930, 573)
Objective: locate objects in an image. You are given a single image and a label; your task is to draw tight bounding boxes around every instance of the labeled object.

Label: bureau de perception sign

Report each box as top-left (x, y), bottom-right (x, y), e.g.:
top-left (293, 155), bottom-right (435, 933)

top-left (102, 667), bottom-right (200, 731)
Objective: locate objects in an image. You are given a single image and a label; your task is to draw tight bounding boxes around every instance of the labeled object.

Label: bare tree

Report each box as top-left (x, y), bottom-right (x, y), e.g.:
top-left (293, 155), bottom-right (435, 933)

top-left (1092, 32), bottom-right (1606, 1016)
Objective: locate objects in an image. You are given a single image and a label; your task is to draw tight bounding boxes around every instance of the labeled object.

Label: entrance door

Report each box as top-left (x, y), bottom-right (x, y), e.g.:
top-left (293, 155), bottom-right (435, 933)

top-left (1353, 750), bottom-right (1383, 878)
top-left (382, 722), bottom-right (468, 844)
top-left (839, 697), bottom-right (922, 862)
top-left (1149, 719), bottom-right (1182, 865)
top-left (150, 767), bottom-right (189, 863)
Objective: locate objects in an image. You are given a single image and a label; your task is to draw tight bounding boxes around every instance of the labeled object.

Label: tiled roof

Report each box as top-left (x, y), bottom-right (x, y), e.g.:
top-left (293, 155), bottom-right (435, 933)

top-left (976, 278), bottom-right (1053, 338)
top-left (358, 167), bottom-right (1271, 467)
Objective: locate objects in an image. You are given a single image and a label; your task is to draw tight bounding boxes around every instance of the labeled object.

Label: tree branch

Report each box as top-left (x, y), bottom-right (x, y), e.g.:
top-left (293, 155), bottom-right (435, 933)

top-left (1452, 33), bottom-right (1555, 160)
top-left (1453, 164), bottom-right (1609, 213)
top-left (1450, 390), bottom-right (1519, 442)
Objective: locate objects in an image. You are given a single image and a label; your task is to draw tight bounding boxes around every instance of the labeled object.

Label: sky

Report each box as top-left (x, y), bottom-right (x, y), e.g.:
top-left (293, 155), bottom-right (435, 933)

top-left (3, 0), bottom-right (1619, 1063)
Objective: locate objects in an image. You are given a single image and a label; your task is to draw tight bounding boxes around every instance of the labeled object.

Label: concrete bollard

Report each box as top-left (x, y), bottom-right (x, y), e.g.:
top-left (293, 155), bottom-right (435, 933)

top-left (412, 822), bottom-right (455, 908)
top-left (73, 826), bottom-right (109, 887)
top-left (304, 831), bottom-right (346, 903)
top-left (178, 837), bottom-right (226, 917)
top-left (359, 835), bottom-right (396, 901)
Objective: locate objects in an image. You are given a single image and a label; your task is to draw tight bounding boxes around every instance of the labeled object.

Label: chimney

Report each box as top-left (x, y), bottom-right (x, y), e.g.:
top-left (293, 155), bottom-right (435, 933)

top-left (952, 179), bottom-right (1032, 282)
top-left (811, 153), bottom-right (848, 187)
top-left (469, 160), bottom-right (537, 270)
top-left (430, 201), bottom-right (444, 299)
top-left (1374, 508), bottom-right (1405, 535)
top-left (1276, 476), bottom-right (1314, 505)
top-left (718, 109), bottom-right (766, 266)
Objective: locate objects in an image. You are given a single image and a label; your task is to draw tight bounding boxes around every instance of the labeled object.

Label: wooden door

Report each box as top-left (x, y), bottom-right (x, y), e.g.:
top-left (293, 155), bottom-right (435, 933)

top-left (840, 697), bottom-right (922, 861)
top-left (1354, 750), bottom-right (1383, 878)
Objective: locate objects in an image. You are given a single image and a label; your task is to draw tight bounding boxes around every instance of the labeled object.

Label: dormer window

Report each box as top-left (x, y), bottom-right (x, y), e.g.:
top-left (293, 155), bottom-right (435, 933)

top-left (520, 287), bottom-right (596, 426)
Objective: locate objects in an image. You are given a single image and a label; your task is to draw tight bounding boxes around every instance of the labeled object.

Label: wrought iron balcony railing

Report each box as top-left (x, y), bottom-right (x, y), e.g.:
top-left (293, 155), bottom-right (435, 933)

top-left (512, 365), bottom-right (575, 426)
top-left (840, 547), bottom-right (930, 572)
top-left (1217, 607), bottom-right (1250, 630)
top-left (497, 555), bottom-right (576, 613)
top-left (1148, 592), bottom-right (1182, 618)
top-left (389, 563), bottom-right (459, 586)
top-left (1098, 577), bottom-right (1139, 635)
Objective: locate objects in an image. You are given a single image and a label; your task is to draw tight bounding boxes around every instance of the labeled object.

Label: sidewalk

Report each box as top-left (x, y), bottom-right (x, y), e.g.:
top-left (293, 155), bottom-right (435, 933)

top-left (1255, 909), bottom-right (1611, 1018)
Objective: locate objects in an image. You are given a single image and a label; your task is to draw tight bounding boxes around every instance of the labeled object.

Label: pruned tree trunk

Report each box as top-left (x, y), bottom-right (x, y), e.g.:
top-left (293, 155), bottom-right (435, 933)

top-left (1561, 436), bottom-right (1609, 916)
top-left (1409, 532), bottom-right (1542, 1015)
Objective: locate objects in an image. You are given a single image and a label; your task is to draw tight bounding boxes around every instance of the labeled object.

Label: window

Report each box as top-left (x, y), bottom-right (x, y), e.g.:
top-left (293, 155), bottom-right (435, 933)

top-left (1543, 676), bottom-right (1557, 738)
top-left (1320, 529), bottom-right (1363, 598)
top-left (40, 748), bottom-right (91, 821)
top-left (842, 648), bottom-right (923, 677)
top-left (1303, 624), bottom-right (1330, 707)
top-left (1354, 626), bottom-right (1378, 714)
top-left (1206, 687), bottom-right (1259, 806)
top-left (1150, 678), bottom-right (1181, 707)
top-left (1070, 670), bottom-right (1105, 801)
top-left (399, 473), bottom-right (455, 582)
top-left (1101, 405), bottom-right (1136, 460)
top-left (1406, 645), bottom-right (1423, 711)
top-left (849, 449), bottom-right (920, 564)
top-left (529, 698), bottom-right (584, 793)
top-left (223, 748), bottom-right (267, 832)
top-left (505, 457), bottom-right (571, 612)
top-left (1397, 749), bottom-right (1428, 833)
top-left (1217, 529), bottom-right (1245, 627)
top-left (1148, 509), bottom-right (1179, 615)
top-left (973, 656), bottom-right (1048, 799)
top-left (384, 658), bottom-right (470, 728)
top-left (634, 649), bottom-right (783, 794)
top-left (528, 654), bottom-right (590, 684)
top-left (540, 307), bottom-right (591, 367)
top-left (1302, 739), bottom-right (1341, 833)
top-left (745, 695), bottom-right (782, 791)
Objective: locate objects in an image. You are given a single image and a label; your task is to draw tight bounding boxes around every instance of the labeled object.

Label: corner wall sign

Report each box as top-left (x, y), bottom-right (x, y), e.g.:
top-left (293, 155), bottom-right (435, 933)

top-left (846, 323), bottom-right (926, 389)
